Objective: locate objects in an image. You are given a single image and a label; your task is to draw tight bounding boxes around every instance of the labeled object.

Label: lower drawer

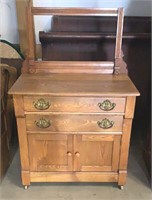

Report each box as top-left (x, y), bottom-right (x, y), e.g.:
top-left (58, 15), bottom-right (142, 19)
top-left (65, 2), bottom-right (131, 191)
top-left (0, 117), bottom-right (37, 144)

top-left (26, 114), bottom-right (123, 133)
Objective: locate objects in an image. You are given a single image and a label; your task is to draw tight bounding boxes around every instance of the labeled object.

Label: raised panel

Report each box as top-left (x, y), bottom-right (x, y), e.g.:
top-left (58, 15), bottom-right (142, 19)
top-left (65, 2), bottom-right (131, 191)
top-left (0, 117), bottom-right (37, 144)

top-left (28, 134), bottom-right (72, 172)
top-left (74, 134), bottom-right (121, 172)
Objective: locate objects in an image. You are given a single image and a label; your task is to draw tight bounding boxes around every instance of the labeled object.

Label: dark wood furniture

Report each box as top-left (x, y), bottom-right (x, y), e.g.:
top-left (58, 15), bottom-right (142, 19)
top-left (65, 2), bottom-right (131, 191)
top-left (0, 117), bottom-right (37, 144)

top-left (39, 16), bottom-right (151, 138)
top-left (9, 6), bottom-right (139, 189)
top-left (0, 64), bottom-right (17, 181)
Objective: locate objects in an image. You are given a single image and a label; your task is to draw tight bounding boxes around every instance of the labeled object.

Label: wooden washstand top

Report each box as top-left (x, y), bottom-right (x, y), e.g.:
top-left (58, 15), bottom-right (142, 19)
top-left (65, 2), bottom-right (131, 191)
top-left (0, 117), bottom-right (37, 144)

top-left (9, 73), bottom-right (140, 97)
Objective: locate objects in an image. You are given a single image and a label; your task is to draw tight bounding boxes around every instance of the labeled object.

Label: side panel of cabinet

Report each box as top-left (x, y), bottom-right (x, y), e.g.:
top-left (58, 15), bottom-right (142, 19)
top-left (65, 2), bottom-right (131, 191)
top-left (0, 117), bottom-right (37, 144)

top-left (74, 134), bottom-right (121, 172)
top-left (28, 134), bottom-right (73, 172)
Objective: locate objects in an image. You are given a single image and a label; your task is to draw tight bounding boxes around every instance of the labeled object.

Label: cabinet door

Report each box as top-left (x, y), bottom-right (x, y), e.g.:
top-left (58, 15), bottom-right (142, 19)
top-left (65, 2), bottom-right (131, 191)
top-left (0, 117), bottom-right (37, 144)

top-left (74, 134), bottom-right (121, 172)
top-left (28, 134), bottom-right (73, 172)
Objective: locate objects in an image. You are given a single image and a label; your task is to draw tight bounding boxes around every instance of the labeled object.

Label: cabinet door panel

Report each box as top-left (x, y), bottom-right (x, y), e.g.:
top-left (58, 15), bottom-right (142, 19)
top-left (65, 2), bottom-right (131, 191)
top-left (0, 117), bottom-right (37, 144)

top-left (28, 134), bottom-right (73, 172)
top-left (74, 134), bottom-right (121, 172)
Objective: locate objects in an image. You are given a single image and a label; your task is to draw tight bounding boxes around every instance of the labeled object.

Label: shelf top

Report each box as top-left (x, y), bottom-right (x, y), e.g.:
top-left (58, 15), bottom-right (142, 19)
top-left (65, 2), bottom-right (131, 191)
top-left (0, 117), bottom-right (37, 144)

top-left (9, 73), bottom-right (140, 97)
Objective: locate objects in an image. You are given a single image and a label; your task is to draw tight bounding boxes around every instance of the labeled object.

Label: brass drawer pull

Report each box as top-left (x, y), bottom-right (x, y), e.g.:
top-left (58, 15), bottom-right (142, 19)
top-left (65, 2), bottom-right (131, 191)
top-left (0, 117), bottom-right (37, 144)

top-left (98, 100), bottom-right (116, 111)
top-left (33, 98), bottom-right (50, 110)
top-left (35, 118), bottom-right (51, 128)
top-left (97, 118), bottom-right (114, 129)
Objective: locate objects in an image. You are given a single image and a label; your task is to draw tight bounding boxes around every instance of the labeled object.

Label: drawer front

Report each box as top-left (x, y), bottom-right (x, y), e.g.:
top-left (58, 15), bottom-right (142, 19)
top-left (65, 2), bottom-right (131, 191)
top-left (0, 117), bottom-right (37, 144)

top-left (26, 114), bottom-right (123, 133)
top-left (24, 96), bottom-right (126, 113)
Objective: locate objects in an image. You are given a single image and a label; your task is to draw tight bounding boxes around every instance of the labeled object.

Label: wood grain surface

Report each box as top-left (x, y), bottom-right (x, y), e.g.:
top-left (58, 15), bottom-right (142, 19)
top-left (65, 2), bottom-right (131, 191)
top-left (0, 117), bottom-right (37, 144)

top-left (26, 114), bottom-right (123, 133)
top-left (9, 73), bottom-right (139, 96)
top-left (24, 96), bottom-right (126, 113)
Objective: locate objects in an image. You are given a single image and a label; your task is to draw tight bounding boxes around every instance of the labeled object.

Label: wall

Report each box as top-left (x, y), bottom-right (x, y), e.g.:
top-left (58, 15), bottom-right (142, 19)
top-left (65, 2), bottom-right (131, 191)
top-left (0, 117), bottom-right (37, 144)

top-left (0, 0), bottom-right (151, 44)
top-left (0, 0), bottom-right (19, 43)
top-left (33, 0), bottom-right (151, 16)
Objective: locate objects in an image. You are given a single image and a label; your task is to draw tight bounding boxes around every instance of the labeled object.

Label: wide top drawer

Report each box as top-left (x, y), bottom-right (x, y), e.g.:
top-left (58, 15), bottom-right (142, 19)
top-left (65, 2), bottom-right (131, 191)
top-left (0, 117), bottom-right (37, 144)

top-left (24, 96), bottom-right (126, 113)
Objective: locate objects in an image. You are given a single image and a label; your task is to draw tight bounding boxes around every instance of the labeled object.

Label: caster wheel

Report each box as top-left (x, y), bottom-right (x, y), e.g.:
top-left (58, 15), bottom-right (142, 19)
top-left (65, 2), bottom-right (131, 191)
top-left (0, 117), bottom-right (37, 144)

top-left (24, 185), bottom-right (28, 190)
top-left (119, 185), bottom-right (124, 190)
